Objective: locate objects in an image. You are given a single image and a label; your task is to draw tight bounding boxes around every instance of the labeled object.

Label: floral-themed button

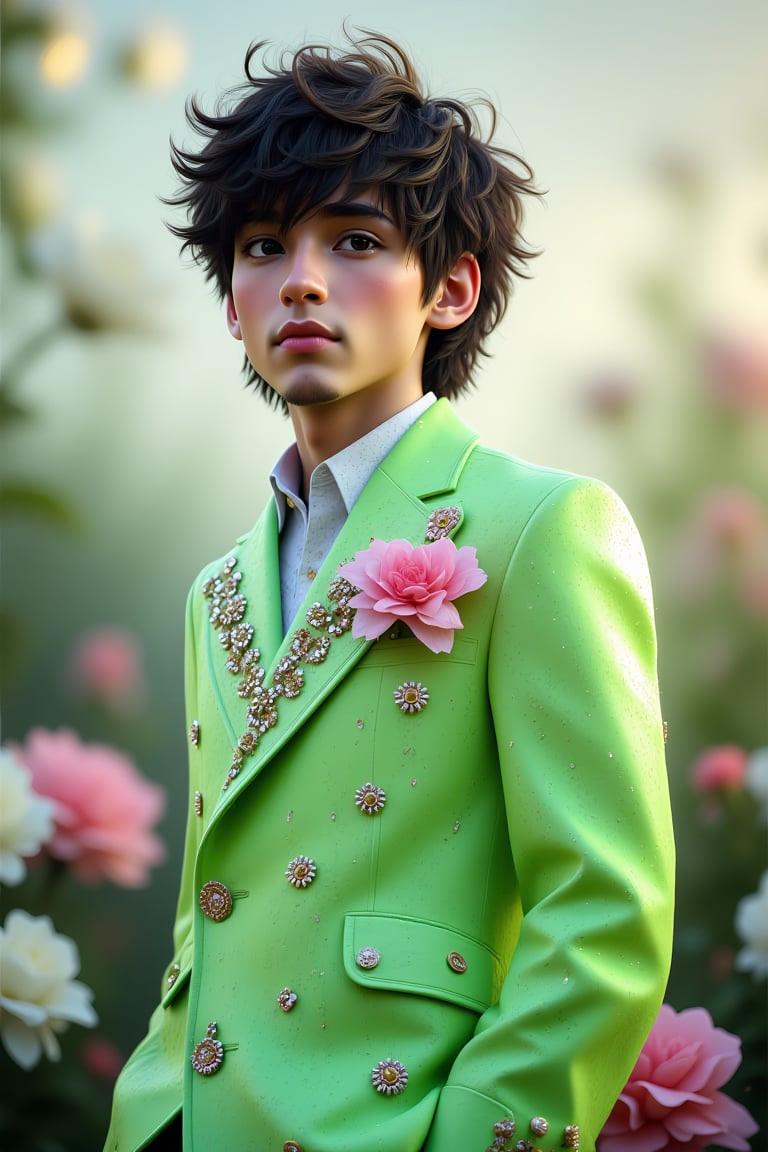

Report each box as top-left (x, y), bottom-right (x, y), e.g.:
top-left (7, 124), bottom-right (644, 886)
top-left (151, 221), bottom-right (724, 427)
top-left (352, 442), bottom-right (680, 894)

top-left (190, 1022), bottom-right (224, 1076)
top-left (394, 681), bottom-right (429, 714)
top-left (356, 947), bottom-right (381, 970)
top-left (199, 880), bottom-right (233, 921)
top-left (285, 856), bottom-right (317, 889)
top-left (371, 1058), bottom-right (408, 1096)
top-left (425, 506), bottom-right (461, 541)
top-left (354, 783), bottom-right (387, 815)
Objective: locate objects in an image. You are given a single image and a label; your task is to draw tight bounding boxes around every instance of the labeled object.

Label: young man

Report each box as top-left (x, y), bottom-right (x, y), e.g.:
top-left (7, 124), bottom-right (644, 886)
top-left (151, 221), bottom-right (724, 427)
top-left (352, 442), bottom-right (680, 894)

top-left (106, 33), bottom-right (674, 1152)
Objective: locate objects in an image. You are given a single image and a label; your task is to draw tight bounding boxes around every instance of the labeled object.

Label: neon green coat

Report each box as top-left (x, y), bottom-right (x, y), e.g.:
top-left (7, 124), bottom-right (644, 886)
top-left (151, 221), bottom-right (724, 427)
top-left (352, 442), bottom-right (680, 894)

top-left (106, 400), bottom-right (674, 1152)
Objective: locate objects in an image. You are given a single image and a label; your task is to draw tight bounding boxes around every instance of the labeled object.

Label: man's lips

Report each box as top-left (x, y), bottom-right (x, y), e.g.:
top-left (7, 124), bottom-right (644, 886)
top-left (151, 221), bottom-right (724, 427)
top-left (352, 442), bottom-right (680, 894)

top-left (275, 321), bottom-right (339, 351)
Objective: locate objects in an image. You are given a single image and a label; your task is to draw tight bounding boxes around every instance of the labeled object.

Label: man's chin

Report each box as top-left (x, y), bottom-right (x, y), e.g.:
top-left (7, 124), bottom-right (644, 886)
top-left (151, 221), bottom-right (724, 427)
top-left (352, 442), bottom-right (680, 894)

top-left (282, 382), bottom-right (342, 408)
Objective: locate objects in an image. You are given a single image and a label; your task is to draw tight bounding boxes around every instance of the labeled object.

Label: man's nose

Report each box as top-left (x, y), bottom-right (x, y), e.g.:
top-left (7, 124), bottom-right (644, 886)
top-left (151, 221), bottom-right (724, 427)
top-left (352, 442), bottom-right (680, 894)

top-left (280, 244), bottom-right (328, 305)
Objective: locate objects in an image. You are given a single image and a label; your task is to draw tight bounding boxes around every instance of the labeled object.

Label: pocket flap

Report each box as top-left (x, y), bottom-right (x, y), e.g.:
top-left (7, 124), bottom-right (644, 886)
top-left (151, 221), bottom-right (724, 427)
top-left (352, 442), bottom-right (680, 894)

top-left (343, 912), bottom-right (502, 1013)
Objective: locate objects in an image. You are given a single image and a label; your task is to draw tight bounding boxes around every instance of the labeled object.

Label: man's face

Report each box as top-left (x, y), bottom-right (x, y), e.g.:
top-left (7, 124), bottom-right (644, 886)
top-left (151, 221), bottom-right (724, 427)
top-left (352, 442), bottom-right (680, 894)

top-left (227, 191), bottom-right (439, 414)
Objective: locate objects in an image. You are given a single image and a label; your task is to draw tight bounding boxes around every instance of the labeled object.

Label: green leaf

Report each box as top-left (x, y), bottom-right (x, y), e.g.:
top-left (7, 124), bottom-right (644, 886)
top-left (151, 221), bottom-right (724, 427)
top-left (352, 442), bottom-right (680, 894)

top-left (0, 483), bottom-right (79, 529)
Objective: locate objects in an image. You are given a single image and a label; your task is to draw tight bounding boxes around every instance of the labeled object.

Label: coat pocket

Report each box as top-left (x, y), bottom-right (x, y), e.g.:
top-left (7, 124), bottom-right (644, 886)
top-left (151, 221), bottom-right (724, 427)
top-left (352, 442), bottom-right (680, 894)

top-left (343, 911), bottom-right (503, 1014)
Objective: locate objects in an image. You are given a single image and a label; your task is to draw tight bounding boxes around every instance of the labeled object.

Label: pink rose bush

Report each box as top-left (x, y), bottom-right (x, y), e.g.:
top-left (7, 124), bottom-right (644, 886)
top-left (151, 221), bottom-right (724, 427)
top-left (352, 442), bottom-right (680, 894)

top-left (9, 728), bottom-right (165, 887)
top-left (597, 1004), bottom-right (759, 1152)
top-left (690, 745), bottom-right (748, 793)
top-left (338, 536), bottom-right (487, 654)
top-left (69, 627), bottom-right (146, 713)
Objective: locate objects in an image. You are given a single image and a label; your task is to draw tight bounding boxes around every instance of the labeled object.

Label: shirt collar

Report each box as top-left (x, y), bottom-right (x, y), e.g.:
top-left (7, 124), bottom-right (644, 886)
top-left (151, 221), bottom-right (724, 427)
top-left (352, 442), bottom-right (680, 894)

top-left (270, 392), bottom-right (436, 530)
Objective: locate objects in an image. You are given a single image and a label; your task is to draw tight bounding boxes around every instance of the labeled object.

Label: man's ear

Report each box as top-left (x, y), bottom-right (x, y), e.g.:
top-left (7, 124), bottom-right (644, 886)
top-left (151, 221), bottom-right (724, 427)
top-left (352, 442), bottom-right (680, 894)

top-left (426, 253), bottom-right (481, 331)
top-left (226, 294), bottom-right (242, 340)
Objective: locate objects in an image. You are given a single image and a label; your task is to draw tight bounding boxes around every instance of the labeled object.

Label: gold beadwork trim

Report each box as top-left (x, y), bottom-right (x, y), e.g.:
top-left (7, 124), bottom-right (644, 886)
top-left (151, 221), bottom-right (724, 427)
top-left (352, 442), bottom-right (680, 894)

top-left (202, 557), bottom-right (358, 790)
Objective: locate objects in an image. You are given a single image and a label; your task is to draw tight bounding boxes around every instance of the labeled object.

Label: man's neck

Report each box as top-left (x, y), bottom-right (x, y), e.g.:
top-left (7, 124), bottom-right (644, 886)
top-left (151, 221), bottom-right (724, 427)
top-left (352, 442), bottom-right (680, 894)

top-left (289, 387), bottom-right (424, 501)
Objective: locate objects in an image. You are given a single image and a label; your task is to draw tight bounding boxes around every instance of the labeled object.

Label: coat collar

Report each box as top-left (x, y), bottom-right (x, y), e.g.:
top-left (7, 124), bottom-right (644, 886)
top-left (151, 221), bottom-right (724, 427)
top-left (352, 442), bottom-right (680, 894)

top-left (206, 399), bottom-right (479, 819)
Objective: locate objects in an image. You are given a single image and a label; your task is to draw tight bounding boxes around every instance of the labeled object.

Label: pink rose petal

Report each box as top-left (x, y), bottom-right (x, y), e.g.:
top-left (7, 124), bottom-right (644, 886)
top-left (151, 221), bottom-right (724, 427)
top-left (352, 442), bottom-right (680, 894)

top-left (340, 536), bottom-right (487, 654)
top-left (597, 1005), bottom-right (759, 1152)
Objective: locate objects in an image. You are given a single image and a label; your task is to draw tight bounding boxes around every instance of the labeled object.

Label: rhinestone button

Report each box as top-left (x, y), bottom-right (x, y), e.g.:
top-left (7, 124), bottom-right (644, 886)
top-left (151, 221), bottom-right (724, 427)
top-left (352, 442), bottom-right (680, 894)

top-left (447, 950), bottom-right (468, 973)
top-left (371, 1058), bottom-right (408, 1095)
top-left (277, 988), bottom-right (298, 1012)
top-left (166, 963), bottom-right (180, 989)
top-left (356, 946), bottom-right (381, 970)
top-left (530, 1117), bottom-right (549, 1137)
top-left (190, 1022), bottom-right (224, 1076)
top-left (285, 855), bottom-right (317, 888)
top-left (199, 880), bottom-right (233, 921)
top-left (354, 783), bottom-right (386, 815)
top-left (284, 1143), bottom-right (302, 1152)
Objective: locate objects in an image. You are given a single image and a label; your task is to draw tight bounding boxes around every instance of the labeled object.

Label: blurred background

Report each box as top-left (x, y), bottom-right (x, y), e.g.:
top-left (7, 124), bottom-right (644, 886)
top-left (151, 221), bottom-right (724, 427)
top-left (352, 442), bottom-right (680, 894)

top-left (1, 0), bottom-right (766, 1147)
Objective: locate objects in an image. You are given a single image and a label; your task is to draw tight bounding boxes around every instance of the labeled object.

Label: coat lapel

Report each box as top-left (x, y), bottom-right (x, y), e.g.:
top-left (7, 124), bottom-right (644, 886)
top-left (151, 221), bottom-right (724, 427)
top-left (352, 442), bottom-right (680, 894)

top-left (207, 400), bottom-right (479, 821)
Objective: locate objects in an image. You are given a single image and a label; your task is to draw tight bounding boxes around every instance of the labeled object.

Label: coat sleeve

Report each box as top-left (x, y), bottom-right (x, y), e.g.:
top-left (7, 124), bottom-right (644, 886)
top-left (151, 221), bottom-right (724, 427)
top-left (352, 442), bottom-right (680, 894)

top-left (424, 477), bottom-right (675, 1152)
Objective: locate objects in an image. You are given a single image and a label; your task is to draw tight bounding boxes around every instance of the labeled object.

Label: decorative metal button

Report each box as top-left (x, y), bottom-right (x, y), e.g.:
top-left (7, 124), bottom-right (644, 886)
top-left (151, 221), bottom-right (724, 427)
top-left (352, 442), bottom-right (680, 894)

top-left (447, 951), bottom-right (468, 973)
top-left (514, 1143), bottom-right (533, 1152)
top-left (371, 1058), bottom-right (408, 1095)
top-left (394, 681), bottom-right (429, 714)
top-left (530, 1117), bottom-right (548, 1138)
top-left (425, 506), bottom-right (461, 541)
top-left (190, 1021), bottom-right (224, 1076)
top-left (563, 1126), bottom-right (580, 1149)
top-left (494, 1119), bottom-right (516, 1139)
top-left (189, 720), bottom-right (200, 747)
top-left (356, 947), bottom-right (381, 970)
top-left (277, 988), bottom-right (298, 1012)
top-left (662, 719), bottom-right (669, 744)
top-left (194, 790), bottom-right (203, 818)
top-left (354, 783), bottom-right (387, 816)
top-left (166, 963), bottom-right (180, 989)
top-left (199, 880), bottom-right (233, 921)
top-left (286, 855), bottom-right (317, 888)
top-left (284, 1143), bottom-right (303, 1152)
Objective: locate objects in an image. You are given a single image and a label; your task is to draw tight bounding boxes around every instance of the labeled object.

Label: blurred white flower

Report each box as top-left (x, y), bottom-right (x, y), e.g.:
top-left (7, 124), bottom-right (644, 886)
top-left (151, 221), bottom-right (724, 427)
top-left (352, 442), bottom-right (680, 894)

top-left (0, 910), bottom-right (97, 1069)
top-left (744, 747), bottom-right (768, 822)
top-left (26, 226), bottom-right (163, 335)
top-left (0, 749), bottom-right (55, 886)
top-left (734, 871), bottom-right (768, 981)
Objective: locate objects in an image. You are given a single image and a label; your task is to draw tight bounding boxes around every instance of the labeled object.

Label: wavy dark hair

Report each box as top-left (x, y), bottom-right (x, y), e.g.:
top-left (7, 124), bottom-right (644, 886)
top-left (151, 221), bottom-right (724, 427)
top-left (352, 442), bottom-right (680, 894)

top-left (166, 31), bottom-right (541, 407)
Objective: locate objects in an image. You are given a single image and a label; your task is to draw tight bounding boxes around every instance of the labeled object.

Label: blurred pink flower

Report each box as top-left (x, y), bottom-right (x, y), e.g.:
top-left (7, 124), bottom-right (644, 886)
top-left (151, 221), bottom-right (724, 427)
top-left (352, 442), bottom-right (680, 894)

top-left (9, 729), bottom-right (165, 887)
top-left (80, 1035), bottom-right (124, 1082)
top-left (581, 372), bottom-right (637, 419)
top-left (676, 488), bottom-right (768, 606)
top-left (706, 336), bottom-right (768, 411)
top-left (597, 1004), bottom-right (759, 1152)
top-left (338, 536), bottom-right (487, 654)
top-left (690, 745), bottom-right (748, 793)
top-left (69, 628), bottom-right (145, 712)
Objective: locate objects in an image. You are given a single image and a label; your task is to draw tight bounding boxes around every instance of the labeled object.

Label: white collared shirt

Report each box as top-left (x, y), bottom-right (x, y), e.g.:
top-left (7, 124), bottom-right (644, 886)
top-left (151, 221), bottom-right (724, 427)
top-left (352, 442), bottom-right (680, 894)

top-left (270, 393), bottom-right (436, 632)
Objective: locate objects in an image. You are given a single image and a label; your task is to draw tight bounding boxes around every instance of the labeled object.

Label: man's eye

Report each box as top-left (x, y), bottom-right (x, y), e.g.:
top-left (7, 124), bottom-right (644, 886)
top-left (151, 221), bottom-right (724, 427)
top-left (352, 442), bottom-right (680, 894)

top-left (338, 234), bottom-right (378, 252)
top-left (245, 238), bottom-right (283, 257)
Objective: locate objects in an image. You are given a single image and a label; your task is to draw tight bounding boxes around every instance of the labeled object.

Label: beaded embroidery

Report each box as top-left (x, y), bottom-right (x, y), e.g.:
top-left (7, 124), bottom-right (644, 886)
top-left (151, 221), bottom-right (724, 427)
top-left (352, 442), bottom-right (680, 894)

top-left (202, 557), bottom-right (358, 790)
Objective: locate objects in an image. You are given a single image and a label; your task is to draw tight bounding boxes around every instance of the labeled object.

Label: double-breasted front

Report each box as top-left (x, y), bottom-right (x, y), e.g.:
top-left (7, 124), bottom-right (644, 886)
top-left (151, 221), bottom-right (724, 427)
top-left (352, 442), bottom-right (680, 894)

top-left (106, 400), bottom-right (674, 1152)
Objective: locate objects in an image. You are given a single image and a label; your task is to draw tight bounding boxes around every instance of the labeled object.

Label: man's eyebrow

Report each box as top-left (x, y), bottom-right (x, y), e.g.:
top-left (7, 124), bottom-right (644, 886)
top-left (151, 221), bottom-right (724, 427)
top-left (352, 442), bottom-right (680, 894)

top-left (316, 200), bottom-right (395, 225)
top-left (239, 201), bottom-right (395, 229)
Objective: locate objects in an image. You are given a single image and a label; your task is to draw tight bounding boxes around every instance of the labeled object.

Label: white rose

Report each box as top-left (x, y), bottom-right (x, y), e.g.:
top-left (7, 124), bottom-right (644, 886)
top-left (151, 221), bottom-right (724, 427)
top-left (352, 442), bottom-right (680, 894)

top-left (0, 909), bottom-right (97, 1068)
top-left (0, 748), bottom-right (55, 885)
top-left (734, 870), bottom-right (768, 981)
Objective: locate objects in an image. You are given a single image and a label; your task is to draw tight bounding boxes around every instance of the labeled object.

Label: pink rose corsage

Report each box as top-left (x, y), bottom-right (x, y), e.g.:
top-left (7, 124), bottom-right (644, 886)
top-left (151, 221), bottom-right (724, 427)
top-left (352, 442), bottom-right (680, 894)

top-left (338, 537), bottom-right (487, 654)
